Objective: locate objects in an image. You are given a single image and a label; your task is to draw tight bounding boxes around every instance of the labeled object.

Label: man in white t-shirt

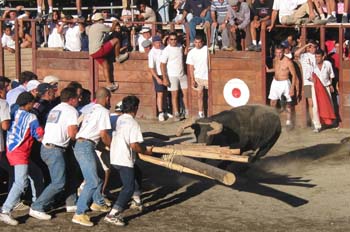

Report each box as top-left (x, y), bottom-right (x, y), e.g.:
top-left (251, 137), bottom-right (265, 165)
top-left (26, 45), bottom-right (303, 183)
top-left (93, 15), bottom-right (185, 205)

top-left (63, 17), bottom-right (84, 52)
top-left (160, 32), bottom-right (189, 121)
top-left (0, 81), bottom-right (11, 153)
top-left (295, 40), bottom-right (320, 132)
top-left (148, 35), bottom-right (167, 121)
top-left (29, 87), bottom-right (79, 220)
top-left (105, 95), bottom-right (152, 227)
top-left (186, 35), bottom-right (208, 118)
top-left (72, 87), bottom-right (112, 227)
top-left (138, 27), bottom-right (152, 53)
top-left (2, 25), bottom-right (15, 53)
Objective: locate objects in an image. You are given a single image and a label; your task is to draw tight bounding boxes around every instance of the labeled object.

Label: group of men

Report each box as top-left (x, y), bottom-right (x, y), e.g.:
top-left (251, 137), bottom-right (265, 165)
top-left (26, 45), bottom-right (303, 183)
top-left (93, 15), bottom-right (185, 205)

top-left (0, 71), bottom-right (153, 227)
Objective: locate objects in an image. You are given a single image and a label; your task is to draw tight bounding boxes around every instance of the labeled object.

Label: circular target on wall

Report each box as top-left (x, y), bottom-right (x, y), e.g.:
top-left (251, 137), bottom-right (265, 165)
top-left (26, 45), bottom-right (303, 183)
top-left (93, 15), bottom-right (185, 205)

top-left (223, 78), bottom-right (250, 107)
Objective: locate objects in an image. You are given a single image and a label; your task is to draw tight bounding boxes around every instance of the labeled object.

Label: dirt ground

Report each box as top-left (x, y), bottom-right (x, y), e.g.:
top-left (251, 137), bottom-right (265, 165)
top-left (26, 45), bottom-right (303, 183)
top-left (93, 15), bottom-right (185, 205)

top-left (1, 118), bottom-right (350, 232)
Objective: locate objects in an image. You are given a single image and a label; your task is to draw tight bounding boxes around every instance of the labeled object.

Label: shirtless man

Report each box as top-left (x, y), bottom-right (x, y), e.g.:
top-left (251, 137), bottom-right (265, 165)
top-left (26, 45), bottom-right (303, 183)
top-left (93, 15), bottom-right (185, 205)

top-left (267, 45), bottom-right (299, 127)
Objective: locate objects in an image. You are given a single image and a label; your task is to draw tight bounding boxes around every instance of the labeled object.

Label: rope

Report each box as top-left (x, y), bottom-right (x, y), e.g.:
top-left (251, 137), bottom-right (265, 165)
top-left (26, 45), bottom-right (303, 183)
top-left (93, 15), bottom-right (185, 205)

top-left (162, 151), bottom-right (184, 173)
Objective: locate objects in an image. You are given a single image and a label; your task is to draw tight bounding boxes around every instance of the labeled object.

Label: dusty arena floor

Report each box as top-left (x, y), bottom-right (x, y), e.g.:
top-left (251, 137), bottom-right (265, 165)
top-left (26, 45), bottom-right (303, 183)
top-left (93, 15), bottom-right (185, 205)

top-left (1, 118), bottom-right (350, 231)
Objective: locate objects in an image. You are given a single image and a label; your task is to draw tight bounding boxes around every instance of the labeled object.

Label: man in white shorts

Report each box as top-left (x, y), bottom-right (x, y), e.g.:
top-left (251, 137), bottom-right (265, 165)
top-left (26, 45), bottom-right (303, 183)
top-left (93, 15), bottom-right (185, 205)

top-left (160, 32), bottom-right (189, 121)
top-left (267, 45), bottom-right (299, 128)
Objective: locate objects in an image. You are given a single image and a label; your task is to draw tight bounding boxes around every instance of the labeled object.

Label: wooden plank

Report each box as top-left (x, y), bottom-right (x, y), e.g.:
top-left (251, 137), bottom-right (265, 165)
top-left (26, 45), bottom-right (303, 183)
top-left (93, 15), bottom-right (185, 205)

top-left (212, 51), bottom-right (262, 59)
top-left (37, 50), bottom-right (89, 59)
top-left (37, 58), bottom-right (90, 70)
top-left (36, 69), bottom-right (90, 81)
top-left (114, 60), bottom-right (149, 71)
top-left (98, 70), bottom-right (153, 82)
top-left (211, 70), bottom-right (260, 82)
top-left (108, 82), bottom-right (154, 95)
top-left (211, 59), bottom-right (260, 70)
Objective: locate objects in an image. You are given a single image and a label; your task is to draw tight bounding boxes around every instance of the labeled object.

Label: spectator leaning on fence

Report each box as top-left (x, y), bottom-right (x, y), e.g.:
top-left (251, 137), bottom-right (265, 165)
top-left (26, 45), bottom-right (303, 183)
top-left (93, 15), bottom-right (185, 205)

top-left (87, 13), bottom-right (129, 91)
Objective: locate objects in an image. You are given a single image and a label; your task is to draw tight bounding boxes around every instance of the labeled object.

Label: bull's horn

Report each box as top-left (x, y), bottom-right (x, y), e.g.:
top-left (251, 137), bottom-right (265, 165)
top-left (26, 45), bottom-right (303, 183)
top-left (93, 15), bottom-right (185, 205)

top-left (176, 118), bottom-right (196, 137)
top-left (207, 121), bottom-right (223, 136)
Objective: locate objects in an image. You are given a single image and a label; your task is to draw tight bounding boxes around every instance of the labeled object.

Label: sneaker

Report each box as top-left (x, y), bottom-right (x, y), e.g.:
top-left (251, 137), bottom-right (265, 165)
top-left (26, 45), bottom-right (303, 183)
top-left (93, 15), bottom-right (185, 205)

top-left (35, 12), bottom-right (43, 21)
top-left (247, 44), bottom-right (256, 51)
top-left (184, 109), bottom-right (189, 119)
top-left (327, 15), bottom-right (337, 23)
top-left (29, 208), bottom-right (51, 220)
top-left (104, 213), bottom-right (125, 226)
top-left (342, 15), bottom-right (349, 23)
top-left (104, 198), bottom-right (112, 207)
top-left (198, 112), bottom-right (205, 118)
top-left (0, 212), bottom-right (18, 226)
top-left (13, 201), bottom-right (29, 211)
top-left (106, 83), bottom-right (119, 91)
top-left (286, 120), bottom-right (292, 126)
top-left (173, 112), bottom-right (181, 122)
top-left (90, 203), bottom-right (111, 212)
top-left (166, 113), bottom-right (173, 119)
top-left (130, 199), bottom-right (143, 211)
top-left (313, 16), bottom-right (327, 25)
top-left (222, 46), bottom-right (234, 51)
top-left (255, 44), bottom-right (262, 52)
top-left (72, 214), bottom-right (93, 227)
top-left (313, 128), bottom-right (321, 133)
top-left (47, 12), bottom-right (53, 21)
top-left (115, 53), bottom-right (129, 63)
top-left (66, 205), bottom-right (77, 213)
top-left (158, 112), bottom-right (165, 122)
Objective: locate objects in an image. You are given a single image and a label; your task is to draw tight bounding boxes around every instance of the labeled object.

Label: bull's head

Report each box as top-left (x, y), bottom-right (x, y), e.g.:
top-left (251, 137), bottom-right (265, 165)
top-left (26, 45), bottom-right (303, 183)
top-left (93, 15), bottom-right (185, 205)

top-left (176, 118), bottom-right (223, 144)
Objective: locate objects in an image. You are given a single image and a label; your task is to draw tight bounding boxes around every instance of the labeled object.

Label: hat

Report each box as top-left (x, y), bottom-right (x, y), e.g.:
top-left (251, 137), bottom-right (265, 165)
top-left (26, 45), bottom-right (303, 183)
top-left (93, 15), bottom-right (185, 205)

top-left (140, 27), bottom-right (151, 33)
top-left (228, 0), bottom-right (238, 6)
top-left (115, 101), bottom-right (123, 112)
top-left (152, 35), bottom-right (162, 42)
top-left (37, 83), bottom-right (54, 95)
top-left (281, 40), bottom-right (290, 48)
top-left (92, 12), bottom-right (104, 21)
top-left (16, 92), bottom-right (35, 106)
top-left (141, 40), bottom-right (152, 48)
top-left (26, 80), bottom-right (41, 92)
top-left (43, 75), bottom-right (60, 84)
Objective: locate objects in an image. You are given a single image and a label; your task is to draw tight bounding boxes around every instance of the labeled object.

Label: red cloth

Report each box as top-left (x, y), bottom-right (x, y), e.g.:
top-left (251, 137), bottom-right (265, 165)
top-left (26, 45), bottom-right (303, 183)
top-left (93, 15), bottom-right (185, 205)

top-left (312, 73), bottom-right (336, 125)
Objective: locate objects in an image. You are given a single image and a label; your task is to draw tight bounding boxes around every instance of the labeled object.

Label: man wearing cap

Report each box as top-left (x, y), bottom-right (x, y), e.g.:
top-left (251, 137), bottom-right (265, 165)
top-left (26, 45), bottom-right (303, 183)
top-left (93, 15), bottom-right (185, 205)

top-left (186, 35), bottom-right (208, 118)
top-left (87, 12), bottom-right (128, 91)
top-left (31, 83), bottom-right (56, 126)
top-left (72, 87), bottom-right (112, 227)
top-left (0, 92), bottom-right (43, 226)
top-left (29, 87), bottom-right (80, 221)
top-left (148, 35), bottom-right (167, 121)
top-left (138, 27), bottom-right (152, 53)
top-left (6, 71), bottom-right (38, 108)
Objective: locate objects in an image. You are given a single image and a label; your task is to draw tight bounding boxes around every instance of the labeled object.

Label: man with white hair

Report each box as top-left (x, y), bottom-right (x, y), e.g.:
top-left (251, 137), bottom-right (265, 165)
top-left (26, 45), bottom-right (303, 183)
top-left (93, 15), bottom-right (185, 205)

top-left (87, 13), bottom-right (128, 91)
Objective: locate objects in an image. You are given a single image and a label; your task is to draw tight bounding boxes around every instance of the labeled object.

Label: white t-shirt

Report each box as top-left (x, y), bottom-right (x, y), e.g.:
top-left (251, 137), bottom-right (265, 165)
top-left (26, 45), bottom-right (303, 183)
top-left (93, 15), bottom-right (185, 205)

top-left (148, 47), bottom-right (163, 75)
top-left (42, 102), bottom-right (79, 148)
top-left (121, 9), bottom-right (140, 22)
top-left (1, 34), bottom-right (15, 49)
top-left (186, 45), bottom-right (208, 80)
top-left (160, 45), bottom-right (184, 77)
top-left (48, 22), bottom-right (64, 48)
top-left (110, 114), bottom-right (143, 168)
top-left (313, 60), bottom-right (335, 87)
top-left (0, 99), bottom-right (10, 152)
top-left (76, 103), bottom-right (111, 144)
top-left (273, 0), bottom-right (304, 22)
top-left (138, 35), bottom-right (152, 53)
top-left (64, 24), bottom-right (82, 52)
top-left (299, 52), bottom-right (316, 86)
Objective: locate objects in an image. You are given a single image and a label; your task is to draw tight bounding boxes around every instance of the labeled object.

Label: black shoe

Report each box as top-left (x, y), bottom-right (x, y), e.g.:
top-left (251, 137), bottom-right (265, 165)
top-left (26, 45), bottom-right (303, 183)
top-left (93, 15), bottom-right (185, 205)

top-left (327, 15), bottom-right (337, 23)
top-left (342, 15), bottom-right (348, 23)
top-left (254, 44), bottom-right (262, 52)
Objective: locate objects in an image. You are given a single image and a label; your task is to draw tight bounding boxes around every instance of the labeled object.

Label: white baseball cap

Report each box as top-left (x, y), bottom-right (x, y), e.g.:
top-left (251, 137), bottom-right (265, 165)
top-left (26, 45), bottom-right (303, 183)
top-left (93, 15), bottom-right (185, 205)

top-left (26, 80), bottom-right (41, 92)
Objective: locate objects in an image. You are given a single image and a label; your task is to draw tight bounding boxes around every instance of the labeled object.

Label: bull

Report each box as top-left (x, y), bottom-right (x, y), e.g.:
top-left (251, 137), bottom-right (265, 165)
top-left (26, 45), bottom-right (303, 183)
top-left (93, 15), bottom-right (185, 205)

top-left (176, 105), bottom-right (281, 162)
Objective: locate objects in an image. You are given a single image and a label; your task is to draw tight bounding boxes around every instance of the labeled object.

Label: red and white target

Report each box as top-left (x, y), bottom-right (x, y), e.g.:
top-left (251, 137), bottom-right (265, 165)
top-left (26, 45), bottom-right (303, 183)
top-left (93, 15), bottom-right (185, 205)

top-left (223, 78), bottom-right (250, 107)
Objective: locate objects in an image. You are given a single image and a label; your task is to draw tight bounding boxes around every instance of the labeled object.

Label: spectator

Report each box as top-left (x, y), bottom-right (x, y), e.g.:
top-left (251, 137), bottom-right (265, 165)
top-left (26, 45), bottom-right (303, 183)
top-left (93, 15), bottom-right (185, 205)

top-left (210, 0), bottom-right (231, 51)
top-left (295, 40), bottom-right (319, 132)
top-left (31, 83), bottom-right (57, 126)
top-left (0, 92), bottom-right (43, 226)
top-left (101, 10), bottom-right (118, 28)
top-left (158, 0), bottom-right (170, 22)
top-left (186, 35), bottom-right (208, 118)
top-left (36, 0), bottom-right (53, 19)
top-left (227, 0), bottom-right (251, 51)
top-left (148, 35), bottom-right (167, 121)
top-left (342, 0), bottom-right (349, 23)
top-left (248, 0), bottom-right (273, 52)
top-left (87, 13), bottom-right (128, 91)
top-left (180, 0), bottom-right (211, 47)
top-left (105, 95), bottom-right (153, 227)
top-left (1, 25), bottom-right (15, 53)
top-left (138, 27), bottom-right (152, 53)
top-left (138, 1), bottom-right (157, 28)
top-left (18, 18), bottom-right (32, 48)
top-left (46, 11), bottom-right (65, 49)
top-left (63, 16), bottom-right (84, 52)
top-left (160, 32), bottom-right (189, 121)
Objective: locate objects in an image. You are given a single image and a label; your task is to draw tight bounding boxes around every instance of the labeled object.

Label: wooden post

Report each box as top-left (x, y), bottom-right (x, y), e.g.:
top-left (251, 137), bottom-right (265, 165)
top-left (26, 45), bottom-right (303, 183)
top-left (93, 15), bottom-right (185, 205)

top-left (0, 21), bottom-right (4, 76)
top-left (31, 20), bottom-right (37, 74)
top-left (14, 20), bottom-right (21, 79)
top-left (320, 26), bottom-right (325, 50)
top-left (261, 21), bottom-right (267, 103)
top-left (300, 26), bottom-right (308, 127)
top-left (89, 56), bottom-right (96, 97)
top-left (339, 25), bottom-right (344, 127)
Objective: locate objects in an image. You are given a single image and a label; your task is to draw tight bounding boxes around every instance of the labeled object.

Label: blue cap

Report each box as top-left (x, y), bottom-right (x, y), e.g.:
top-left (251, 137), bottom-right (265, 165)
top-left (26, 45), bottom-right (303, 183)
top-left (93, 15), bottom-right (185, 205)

top-left (152, 35), bottom-right (162, 42)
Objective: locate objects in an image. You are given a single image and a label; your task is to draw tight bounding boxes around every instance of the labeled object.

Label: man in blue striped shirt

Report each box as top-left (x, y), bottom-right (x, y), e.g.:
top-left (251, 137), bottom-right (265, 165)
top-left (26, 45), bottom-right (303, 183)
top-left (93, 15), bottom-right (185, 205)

top-left (210, 0), bottom-right (232, 51)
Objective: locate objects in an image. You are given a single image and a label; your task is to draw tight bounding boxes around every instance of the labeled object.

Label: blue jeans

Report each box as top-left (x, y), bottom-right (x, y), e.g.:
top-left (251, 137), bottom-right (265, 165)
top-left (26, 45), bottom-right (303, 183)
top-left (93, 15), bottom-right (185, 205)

top-left (189, 11), bottom-right (212, 43)
top-left (112, 165), bottom-right (141, 212)
top-left (2, 164), bottom-right (29, 212)
top-left (31, 145), bottom-right (66, 212)
top-left (74, 140), bottom-right (104, 215)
